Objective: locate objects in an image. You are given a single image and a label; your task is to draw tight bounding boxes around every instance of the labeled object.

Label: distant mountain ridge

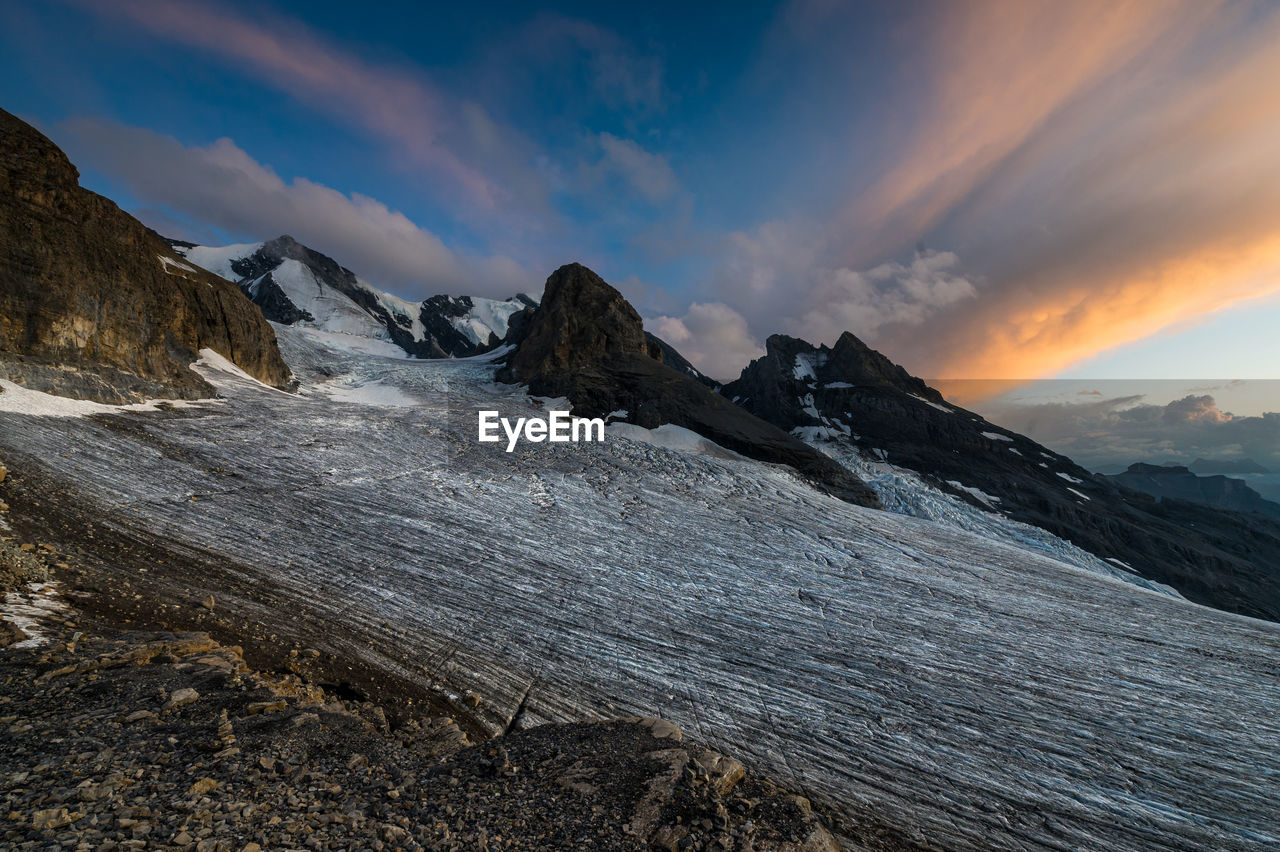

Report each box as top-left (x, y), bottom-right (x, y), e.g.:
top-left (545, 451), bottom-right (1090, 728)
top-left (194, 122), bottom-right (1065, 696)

top-left (1107, 463), bottom-right (1280, 520)
top-left (1190, 458), bottom-right (1273, 475)
top-left (170, 236), bottom-right (537, 359)
top-left (721, 333), bottom-right (1280, 622)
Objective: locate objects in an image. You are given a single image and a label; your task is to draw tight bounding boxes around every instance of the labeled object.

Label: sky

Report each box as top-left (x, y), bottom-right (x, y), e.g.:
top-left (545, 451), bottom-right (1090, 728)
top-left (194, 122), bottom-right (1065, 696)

top-left (4, 0), bottom-right (1280, 387)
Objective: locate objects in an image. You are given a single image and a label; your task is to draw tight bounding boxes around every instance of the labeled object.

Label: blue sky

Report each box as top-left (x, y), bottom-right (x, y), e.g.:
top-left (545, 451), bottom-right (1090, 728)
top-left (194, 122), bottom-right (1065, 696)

top-left (4, 0), bottom-right (1280, 384)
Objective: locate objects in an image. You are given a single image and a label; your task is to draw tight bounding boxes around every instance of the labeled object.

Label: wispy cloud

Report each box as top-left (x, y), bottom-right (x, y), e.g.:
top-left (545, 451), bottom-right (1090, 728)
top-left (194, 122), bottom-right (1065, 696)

top-left (69, 0), bottom-right (538, 214)
top-left (593, 133), bottom-right (680, 203)
top-left (58, 118), bottom-right (532, 299)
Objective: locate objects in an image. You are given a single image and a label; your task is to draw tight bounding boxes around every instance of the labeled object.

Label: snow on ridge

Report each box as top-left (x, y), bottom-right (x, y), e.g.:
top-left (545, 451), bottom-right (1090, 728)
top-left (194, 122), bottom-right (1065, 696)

top-left (910, 393), bottom-right (954, 413)
top-left (1057, 471), bottom-right (1084, 485)
top-left (449, 297), bottom-right (527, 347)
top-left (179, 242), bottom-right (264, 282)
top-left (981, 430), bottom-right (1013, 442)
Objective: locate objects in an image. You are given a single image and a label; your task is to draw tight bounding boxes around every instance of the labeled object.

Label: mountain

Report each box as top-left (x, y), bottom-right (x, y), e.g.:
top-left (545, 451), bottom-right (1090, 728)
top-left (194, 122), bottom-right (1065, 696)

top-left (498, 263), bottom-right (882, 508)
top-left (171, 236), bottom-right (536, 358)
top-left (1190, 457), bottom-right (1273, 475)
top-left (0, 109), bottom-right (290, 403)
top-left (1108, 463), bottom-right (1280, 520)
top-left (723, 333), bottom-right (1280, 622)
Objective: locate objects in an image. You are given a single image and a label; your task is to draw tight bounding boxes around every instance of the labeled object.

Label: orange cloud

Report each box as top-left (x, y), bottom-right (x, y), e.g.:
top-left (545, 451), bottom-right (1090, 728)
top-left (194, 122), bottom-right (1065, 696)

top-left (931, 232), bottom-right (1280, 380)
top-left (845, 0), bottom-right (1280, 382)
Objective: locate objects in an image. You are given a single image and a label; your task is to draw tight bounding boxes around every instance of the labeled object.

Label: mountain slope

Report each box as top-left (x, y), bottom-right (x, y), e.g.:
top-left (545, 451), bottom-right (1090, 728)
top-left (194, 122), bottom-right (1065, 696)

top-left (0, 109), bottom-right (290, 403)
top-left (724, 333), bottom-right (1280, 622)
top-left (173, 236), bottom-right (536, 358)
top-left (499, 263), bottom-right (882, 508)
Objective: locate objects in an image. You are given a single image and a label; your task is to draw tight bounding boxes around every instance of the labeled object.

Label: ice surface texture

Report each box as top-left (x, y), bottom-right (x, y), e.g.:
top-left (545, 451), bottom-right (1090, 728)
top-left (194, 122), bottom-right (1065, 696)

top-left (1, 324), bottom-right (1277, 850)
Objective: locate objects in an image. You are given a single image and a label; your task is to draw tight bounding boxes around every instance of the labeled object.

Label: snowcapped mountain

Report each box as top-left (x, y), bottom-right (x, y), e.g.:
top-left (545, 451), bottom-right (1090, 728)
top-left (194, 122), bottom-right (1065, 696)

top-left (723, 333), bottom-right (1280, 622)
top-left (170, 235), bottom-right (536, 358)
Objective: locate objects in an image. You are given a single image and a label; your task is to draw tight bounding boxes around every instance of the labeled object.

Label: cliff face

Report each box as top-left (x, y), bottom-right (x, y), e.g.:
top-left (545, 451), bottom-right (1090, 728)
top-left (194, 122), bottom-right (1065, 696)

top-left (0, 109), bottom-right (291, 403)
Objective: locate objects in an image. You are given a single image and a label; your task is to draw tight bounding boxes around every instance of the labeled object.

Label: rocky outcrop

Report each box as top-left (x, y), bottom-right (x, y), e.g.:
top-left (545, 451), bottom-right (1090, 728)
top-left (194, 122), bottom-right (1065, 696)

top-left (0, 109), bottom-right (291, 403)
top-left (500, 264), bottom-right (881, 508)
top-left (724, 333), bottom-right (1280, 622)
top-left (1107, 463), bottom-right (1280, 520)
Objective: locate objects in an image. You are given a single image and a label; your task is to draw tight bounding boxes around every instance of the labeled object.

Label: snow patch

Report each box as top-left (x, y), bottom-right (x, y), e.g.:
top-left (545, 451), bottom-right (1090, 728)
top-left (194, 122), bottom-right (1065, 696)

top-left (981, 431), bottom-right (1013, 442)
top-left (1, 582), bottom-right (69, 648)
top-left (0, 380), bottom-right (208, 418)
top-left (1067, 487), bottom-right (1092, 502)
top-left (910, 394), bottom-right (954, 413)
top-left (158, 255), bottom-right (199, 276)
top-left (793, 353), bottom-right (819, 382)
top-left (608, 422), bottom-right (744, 461)
top-left (323, 379), bottom-right (418, 408)
top-left (1057, 472), bottom-right (1084, 485)
top-left (946, 480), bottom-right (1002, 508)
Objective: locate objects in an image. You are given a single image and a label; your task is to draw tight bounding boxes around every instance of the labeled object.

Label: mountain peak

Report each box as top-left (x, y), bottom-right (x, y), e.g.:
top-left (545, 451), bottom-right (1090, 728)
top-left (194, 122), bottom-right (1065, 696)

top-left (503, 262), bottom-right (655, 382)
top-left (499, 263), bottom-right (881, 508)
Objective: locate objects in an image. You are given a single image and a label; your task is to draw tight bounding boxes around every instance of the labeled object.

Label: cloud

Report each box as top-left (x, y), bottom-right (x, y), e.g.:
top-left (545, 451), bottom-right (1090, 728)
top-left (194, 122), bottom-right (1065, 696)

top-left (648, 303), bottom-right (764, 383)
top-left (704, 0), bottom-right (1280, 381)
top-left (596, 133), bottom-right (679, 203)
top-left (70, 0), bottom-right (542, 214)
top-left (980, 393), bottom-right (1280, 473)
top-left (59, 119), bottom-right (532, 300)
top-left (704, 220), bottom-right (979, 355)
top-left (782, 250), bottom-right (978, 346)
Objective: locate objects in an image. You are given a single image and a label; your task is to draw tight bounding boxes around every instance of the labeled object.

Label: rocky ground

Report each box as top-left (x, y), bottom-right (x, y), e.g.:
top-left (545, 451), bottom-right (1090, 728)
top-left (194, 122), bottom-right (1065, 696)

top-left (0, 462), bottom-right (850, 852)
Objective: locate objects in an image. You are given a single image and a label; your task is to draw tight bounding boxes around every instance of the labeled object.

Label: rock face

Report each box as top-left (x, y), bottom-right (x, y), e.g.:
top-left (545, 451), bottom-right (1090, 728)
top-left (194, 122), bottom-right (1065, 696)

top-left (500, 264), bottom-right (881, 508)
top-left (0, 109), bottom-right (291, 403)
top-left (724, 333), bottom-right (1280, 622)
top-left (173, 236), bottom-right (537, 359)
top-left (1108, 463), bottom-right (1280, 520)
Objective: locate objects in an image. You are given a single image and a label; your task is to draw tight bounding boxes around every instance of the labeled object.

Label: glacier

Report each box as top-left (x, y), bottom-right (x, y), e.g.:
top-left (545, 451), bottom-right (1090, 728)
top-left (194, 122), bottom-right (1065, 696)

top-left (0, 324), bottom-right (1277, 850)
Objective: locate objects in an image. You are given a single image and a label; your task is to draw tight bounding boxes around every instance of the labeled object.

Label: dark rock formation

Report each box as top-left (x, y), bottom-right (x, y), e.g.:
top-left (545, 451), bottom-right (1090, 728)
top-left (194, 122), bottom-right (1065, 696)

top-left (1108, 463), bottom-right (1280, 520)
top-left (500, 263), bottom-right (881, 508)
top-left (724, 333), bottom-right (1280, 622)
top-left (0, 109), bottom-right (291, 403)
top-left (645, 332), bottom-right (718, 389)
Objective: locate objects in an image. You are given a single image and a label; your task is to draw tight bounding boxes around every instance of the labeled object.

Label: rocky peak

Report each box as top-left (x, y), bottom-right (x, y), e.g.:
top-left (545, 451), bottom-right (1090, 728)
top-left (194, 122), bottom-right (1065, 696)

top-left (503, 263), bottom-right (657, 382)
top-left (828, 331), bottom-right (943, 402)
top-left (498, 263), bottom-right (882, 509)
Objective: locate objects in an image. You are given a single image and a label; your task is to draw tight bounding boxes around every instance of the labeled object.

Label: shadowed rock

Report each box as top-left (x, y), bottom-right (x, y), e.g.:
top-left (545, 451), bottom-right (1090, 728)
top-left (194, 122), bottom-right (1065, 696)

top-left (500, 263), bottom-right (881, 508)
top-left (0, 109), bottom-right (291, 403)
